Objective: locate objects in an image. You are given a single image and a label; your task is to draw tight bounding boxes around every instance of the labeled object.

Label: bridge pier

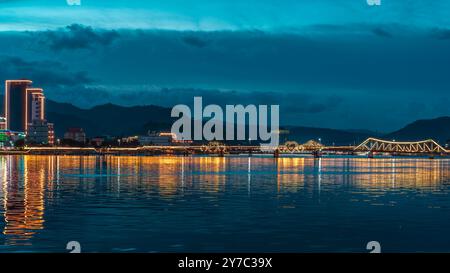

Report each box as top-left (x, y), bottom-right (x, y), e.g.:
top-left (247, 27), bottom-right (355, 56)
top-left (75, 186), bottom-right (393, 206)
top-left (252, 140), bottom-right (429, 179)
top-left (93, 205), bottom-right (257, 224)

top-left (313, 150), bottom-right (322, 159)
top-left (273, 149), bottom-right (280, 158)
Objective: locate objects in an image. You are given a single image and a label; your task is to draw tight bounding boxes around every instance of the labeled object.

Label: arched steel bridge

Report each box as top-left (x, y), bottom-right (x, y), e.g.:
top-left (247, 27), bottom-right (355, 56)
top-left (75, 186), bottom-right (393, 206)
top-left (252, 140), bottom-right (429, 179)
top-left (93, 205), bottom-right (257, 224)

top-left (354, 138), bottom-right (448, 154)
top-left (9, 138), bottom-right (449, 156)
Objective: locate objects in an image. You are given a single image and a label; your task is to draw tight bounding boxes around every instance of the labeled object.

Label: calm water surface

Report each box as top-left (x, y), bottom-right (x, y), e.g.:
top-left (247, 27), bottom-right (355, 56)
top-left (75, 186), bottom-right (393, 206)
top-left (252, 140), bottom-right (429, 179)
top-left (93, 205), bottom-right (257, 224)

top-left (0, 155), bottom-right (450, 253)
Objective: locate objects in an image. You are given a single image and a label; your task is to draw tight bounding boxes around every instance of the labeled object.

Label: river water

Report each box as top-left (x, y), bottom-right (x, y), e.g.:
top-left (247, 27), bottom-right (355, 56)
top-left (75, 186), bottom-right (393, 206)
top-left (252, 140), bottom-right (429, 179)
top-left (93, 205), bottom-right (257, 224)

top-left (0, 155), bottom-right (449, 253)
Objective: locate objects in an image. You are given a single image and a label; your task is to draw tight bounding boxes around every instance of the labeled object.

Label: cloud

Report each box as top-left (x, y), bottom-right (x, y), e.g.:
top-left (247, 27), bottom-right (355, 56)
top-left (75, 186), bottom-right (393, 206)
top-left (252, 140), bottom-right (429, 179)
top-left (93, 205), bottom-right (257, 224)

top-left (182, 35), bottom-right (209, 48)
top-left (430, 28), bottom-right (450, 40)
top-left (36, 24), bottom-right (119, 51)
top-left (1, 24), bottom-right (450, 130)
top-left (58, 86), bottom-right (343, 121)
top-left (0, 56), bottom-right (93, 86)
top-left (372, 28), bottom-right (392, 38)
top-left (3, 0), bottom-right (450, 32)
top-left (284, 95), bottom-right (343, 114)
top-left (46, 85), bottom-right (113, 107)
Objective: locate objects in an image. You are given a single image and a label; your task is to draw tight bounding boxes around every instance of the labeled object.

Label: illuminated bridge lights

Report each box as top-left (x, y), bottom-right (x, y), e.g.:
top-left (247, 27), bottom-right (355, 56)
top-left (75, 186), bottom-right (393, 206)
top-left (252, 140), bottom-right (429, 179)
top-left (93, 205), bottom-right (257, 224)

top-left (355, 138), bottom-right (448, 154)
top-left (3, 137), bottom-right (449, 155)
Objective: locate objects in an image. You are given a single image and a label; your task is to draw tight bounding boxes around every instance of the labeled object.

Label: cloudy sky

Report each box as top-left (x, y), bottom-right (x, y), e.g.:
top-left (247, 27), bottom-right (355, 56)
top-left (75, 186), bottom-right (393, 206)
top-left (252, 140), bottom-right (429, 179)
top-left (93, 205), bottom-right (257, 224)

top-left (1, 0), bottom-right (450, 131)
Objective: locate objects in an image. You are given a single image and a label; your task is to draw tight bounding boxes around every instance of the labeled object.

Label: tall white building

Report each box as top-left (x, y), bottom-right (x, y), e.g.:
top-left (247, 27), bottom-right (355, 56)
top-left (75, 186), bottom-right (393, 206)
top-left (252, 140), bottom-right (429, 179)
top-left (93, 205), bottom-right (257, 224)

top-left (27, 88), bottom-right (45, 122)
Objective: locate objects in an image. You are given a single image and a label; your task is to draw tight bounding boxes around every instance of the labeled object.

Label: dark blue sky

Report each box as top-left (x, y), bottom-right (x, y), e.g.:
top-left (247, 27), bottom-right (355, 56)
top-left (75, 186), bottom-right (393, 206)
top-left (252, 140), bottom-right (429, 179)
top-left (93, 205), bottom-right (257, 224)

top-left (1, 0), bottom-right (450, 131)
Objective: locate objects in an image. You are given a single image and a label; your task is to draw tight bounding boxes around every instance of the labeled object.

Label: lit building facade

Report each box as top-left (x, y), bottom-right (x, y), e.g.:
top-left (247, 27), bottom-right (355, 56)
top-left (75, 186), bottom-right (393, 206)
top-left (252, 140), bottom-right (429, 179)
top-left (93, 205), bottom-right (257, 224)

top-left (0, 117), bottom-right (6, 130)
top-left (64, 128), bottom-right (86, 143)
top-left (27, 88), bottom-right (45, 122)
top-left (4, 80), bottom-right (55, 146)
top-left (137, 132), bottom-right (192, 146)
top-left (138, 135), bottom-right (170, 146)
top-left (138, 133), bottom-right (173, 146)
top-left (0, 130), bottom-right (26, 147)
top-left (26, 119), bottom-right (54, 145)
top-left (5, 80), bottom-right (32, 132)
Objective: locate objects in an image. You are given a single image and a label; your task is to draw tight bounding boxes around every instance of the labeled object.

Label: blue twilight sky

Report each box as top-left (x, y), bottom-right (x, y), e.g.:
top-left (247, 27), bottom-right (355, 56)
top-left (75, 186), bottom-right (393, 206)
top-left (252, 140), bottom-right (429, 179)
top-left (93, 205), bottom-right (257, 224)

top-left (0, 0), bottom-right (450, 131)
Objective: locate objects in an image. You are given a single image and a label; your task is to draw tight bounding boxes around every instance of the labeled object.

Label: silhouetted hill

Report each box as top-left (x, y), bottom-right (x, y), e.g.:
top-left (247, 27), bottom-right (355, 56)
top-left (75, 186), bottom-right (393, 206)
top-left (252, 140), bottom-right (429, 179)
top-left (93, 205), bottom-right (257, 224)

top-left (0, 96), bottom-right (173, 137)
top-left (45, 100), bottom-right (377, 143)
top-left (2, 96), bottom-right (449, 144)
top-left (345, 129), bottom-right (384, 136)
top-left (46, 100), bottom-right (174, 137)
top-left (384, 117), bottom-right (450, 144)
top-left (282, 126), bottom-right (372, 146)
top-left (41, 99), bottom-right (379, 142)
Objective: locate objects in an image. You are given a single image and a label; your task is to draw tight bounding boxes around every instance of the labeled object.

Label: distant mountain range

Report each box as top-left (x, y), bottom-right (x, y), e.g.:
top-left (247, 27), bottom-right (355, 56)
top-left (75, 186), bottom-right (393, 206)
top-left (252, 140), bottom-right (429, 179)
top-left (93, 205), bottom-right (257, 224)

top-left (283, 117), bottom-right (450, 146)
top-left (45, 100), bottom-right (174, 137)
top-left (1, 97), bottom-right (449, 145)
top-left (385, 117), bottom-right (450, 144)
top-left (280, 126), bottom-right (377, 146)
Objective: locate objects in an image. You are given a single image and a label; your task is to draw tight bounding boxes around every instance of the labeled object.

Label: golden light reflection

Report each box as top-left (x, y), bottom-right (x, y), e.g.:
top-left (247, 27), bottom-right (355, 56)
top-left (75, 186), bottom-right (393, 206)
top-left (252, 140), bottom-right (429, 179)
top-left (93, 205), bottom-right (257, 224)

top-left (273, 157), bottom-right (450, 193)
top-left (326, 157), bottom-right (447, 190)
top-left (0, 155), bottom-right (449, 246)
top-left (277, 157), bottom-right (306, 193)
top-left (2, 156), bottom-right (45, 245)
top-left (196, 156), bottom-right (227, 193)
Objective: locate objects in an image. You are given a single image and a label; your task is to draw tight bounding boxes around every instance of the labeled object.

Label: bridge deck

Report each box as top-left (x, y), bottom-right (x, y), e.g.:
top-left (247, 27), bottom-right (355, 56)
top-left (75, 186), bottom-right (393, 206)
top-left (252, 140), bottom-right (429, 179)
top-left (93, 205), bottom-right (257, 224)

top-left (0, 137), bottom-right (446, 155)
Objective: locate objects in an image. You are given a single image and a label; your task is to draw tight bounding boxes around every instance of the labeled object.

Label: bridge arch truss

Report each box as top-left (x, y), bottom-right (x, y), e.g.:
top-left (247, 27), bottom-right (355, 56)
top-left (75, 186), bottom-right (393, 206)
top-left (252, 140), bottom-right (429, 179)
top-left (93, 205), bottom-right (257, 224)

top-left (354, 138), bottom-right (448, 154)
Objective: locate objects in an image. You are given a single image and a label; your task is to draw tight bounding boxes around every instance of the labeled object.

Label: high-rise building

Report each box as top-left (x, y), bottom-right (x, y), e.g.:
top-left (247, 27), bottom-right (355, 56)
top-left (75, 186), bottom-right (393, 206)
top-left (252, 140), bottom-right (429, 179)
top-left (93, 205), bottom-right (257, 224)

top-left (5, 80), bottom-right (32, 132)
top-left (5, 79), bottom-right (55, 146)
top-left (27, 88), bottom-right (45, 122)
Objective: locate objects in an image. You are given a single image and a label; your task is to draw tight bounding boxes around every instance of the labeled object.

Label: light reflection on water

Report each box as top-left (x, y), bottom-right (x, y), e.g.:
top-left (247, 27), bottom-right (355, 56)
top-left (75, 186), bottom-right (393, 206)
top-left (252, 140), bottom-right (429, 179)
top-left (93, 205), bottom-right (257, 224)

top-left (0, 155), bottom-right (450, 253)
